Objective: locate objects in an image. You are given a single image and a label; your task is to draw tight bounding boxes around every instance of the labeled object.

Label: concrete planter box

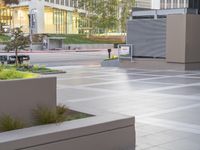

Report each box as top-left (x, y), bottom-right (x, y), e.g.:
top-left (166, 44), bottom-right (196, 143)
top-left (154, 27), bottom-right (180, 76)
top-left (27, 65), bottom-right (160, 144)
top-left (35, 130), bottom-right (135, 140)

top-left (0, 114), bottom-right (135, 150)
top-left (101, 59), bottom-right (120, 67)
top-left (0, 77), bottom-right (56, 124)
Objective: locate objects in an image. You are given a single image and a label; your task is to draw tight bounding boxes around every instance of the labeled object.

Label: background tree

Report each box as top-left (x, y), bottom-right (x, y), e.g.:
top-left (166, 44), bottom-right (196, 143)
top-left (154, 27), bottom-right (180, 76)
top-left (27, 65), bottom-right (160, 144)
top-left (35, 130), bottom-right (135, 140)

top-left (119, 0), bottom-right (135, 33)
top-left (79, 0), bottom-right (134, 34)
top-left (79, 0), bottom-right (119, 34)
top-left (4, 27), bottom-right (30, 66)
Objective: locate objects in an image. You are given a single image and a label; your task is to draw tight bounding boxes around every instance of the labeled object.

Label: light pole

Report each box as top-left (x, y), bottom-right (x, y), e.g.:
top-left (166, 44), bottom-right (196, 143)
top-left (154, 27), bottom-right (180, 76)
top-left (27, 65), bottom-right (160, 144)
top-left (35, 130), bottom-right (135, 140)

top-left (29, 8), bottom-right (37, 52)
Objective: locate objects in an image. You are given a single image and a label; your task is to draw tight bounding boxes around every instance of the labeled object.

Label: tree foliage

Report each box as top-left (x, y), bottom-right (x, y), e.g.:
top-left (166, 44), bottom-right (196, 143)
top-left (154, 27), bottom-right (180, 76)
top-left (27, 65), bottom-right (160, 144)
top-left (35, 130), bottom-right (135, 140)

top-left (79, 0), bottom-right (134, 33)
top-left (120, 0), bottom-right (135, 33)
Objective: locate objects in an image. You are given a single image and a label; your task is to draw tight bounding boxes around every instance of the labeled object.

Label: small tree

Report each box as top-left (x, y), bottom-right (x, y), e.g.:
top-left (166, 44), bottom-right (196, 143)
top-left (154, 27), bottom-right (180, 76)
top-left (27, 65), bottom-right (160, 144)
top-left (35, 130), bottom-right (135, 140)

top-left (4, 27), bottom-right (30, 66)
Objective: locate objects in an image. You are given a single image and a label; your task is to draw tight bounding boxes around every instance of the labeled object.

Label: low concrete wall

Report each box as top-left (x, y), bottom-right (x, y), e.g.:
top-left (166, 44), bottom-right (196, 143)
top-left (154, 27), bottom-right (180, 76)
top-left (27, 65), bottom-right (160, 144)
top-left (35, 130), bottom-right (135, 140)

top-left (0, 77), bottom-right (56, 124)
top-left (0, 114), bottom-right (135, 150)
top-left (63, 44), bottom-right (113, 50)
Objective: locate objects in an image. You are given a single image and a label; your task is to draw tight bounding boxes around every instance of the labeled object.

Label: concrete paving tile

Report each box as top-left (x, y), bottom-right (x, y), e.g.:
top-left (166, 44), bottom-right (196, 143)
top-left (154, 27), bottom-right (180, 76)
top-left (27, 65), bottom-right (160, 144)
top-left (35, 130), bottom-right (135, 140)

top-left (57, 78), bottom-right (107, 86)
top-left (144, 146), bottom-right (170, 150)
top-left (56, 66), bottom-right (200, 150)
top-left (88, 81), bottom-right (168, 91)
top-left (147, 77), bottom-right (200, 84)
top-left (57, 87), bottom-right (112, 101)
top-left (160, 137), bottom-right (200, 150)
top-left (155, 106), bottom-right (200, 125)
top-left (95, 74), bottom-right (156, 81)
top-left (157, 85), bottom-right (200, 96)
top-left (141, 71), bottom-right (188, 76)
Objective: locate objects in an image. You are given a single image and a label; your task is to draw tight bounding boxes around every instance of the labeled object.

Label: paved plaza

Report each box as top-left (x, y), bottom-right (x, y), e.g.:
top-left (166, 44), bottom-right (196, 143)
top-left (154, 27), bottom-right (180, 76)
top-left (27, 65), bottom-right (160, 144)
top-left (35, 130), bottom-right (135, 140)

top-left (46, 65), bottom-right (200, 150)
top-left (23, 51), bottom-right (200, 150)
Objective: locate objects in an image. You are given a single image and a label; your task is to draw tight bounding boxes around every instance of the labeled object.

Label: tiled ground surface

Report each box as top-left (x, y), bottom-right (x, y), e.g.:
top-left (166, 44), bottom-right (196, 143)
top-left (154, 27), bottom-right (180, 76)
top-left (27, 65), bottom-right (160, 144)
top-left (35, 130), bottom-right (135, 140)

top-left (51, 66), bottom-right (200, 150)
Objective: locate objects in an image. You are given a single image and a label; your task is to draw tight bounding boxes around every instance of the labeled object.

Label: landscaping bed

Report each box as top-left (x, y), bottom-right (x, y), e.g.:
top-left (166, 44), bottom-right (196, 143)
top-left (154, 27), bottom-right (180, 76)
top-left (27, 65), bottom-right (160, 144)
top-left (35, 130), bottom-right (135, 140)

top-left (0, 114), bottom-right (135, 150)
top-left (0, 67), bottom-right (38, 80)
top-left (0, 105), bottom-right (91, 133)
top-left (1, 64), bottom-right (66, 75)
top-left (101, 57), bottom-right (120, 67)
top-left (16, 64), bottom-right (66, 74)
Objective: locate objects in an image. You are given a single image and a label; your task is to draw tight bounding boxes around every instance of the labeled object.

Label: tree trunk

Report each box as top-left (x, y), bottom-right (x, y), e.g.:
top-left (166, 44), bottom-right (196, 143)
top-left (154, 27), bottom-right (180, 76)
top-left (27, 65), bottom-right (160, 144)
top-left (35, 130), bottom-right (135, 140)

top-left (15, 48), bottom-right (18, 66)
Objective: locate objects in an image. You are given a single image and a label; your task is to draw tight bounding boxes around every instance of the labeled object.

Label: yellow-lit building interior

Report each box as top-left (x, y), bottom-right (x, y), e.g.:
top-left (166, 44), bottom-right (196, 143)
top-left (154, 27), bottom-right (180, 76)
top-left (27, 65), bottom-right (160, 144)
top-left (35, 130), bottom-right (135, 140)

top-left (0, 3), bottom-right (80, 34)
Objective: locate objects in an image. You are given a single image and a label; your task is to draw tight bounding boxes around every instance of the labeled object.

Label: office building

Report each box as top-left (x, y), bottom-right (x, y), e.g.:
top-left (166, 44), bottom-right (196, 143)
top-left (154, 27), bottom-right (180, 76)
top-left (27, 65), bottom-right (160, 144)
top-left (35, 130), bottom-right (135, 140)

top-left (0, 0), bottom-right (88, 34)
top-left (135, 0), bottom-right (190, 9)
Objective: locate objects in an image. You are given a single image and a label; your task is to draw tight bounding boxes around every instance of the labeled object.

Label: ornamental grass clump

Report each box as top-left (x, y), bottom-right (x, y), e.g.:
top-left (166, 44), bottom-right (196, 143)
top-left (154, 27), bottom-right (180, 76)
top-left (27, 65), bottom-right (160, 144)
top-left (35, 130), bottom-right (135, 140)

top-left (33, 105), bottom-right (69, 125)
top-left (0, 115), bottom-right (24, 132)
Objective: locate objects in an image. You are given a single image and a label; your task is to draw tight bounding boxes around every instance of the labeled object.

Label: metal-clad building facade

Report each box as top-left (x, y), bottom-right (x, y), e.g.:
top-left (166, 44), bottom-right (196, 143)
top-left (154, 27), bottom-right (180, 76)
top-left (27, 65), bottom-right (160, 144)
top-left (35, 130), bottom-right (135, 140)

top-left (127, 19), bottom-right (166, 58)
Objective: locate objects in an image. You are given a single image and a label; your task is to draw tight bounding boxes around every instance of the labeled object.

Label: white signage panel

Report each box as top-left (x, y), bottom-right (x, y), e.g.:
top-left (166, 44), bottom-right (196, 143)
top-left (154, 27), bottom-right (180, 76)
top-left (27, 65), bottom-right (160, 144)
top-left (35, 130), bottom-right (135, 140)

top-left (119, 46), bottom-right (130, 55)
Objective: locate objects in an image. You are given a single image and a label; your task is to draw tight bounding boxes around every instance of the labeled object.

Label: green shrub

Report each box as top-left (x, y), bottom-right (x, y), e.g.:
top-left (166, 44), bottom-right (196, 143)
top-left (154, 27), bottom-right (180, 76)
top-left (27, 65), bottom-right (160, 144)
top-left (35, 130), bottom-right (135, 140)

top-left (32, 64), bottom-right (39, 71)
top-left (0, 69), bottom-right (38, 80)
top-left (0, 115), bottom-right (24, 132)
top-left (0, 65), bottom-right (4, 72)
top-left (33, 105), bottom-right (69, 125)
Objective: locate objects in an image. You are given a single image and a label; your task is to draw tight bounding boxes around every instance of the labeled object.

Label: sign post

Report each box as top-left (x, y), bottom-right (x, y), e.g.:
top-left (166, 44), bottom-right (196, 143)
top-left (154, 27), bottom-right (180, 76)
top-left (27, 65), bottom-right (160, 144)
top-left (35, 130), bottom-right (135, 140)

top-left (118, 44), bottom-right (134, 62)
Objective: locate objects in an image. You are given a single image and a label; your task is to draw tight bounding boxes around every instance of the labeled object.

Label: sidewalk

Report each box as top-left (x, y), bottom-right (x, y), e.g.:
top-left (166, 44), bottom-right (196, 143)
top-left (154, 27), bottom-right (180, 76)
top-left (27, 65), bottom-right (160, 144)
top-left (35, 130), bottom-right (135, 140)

top-left (0, 49), bottom-right (108, 54)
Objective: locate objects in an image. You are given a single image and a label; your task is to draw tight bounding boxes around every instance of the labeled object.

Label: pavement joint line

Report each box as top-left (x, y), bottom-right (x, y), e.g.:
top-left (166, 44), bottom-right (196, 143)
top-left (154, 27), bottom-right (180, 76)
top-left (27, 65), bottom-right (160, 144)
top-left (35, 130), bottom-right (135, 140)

top-left (136, 92), bottom-right (200, 101)
top-left (58, 72), bottom-right (200, 88)
top-left (57, 73), bottom-right (169, 81)
top-left (136, 81), bottom-right (182, 86)
top-left (76, 76), bottom-right (174, 87)
top-left (58, 87), bottom-right (200, 103)
top-left (176, 75), bottom-right (200, 79)
top-left (58, 83), bottom-right (200, 104)
top-left (137, 103), bottom-right (200, 118)
top-left (141, 82), bottom-right (200, 93)
top-left (62, 92), bottom-right (130, 103)
top-left (56, 72), bottom-right (151, 80)
top-left (57, 84), bottom-right (117, 93)
top-left (137, 117), bottom-right (200, 134)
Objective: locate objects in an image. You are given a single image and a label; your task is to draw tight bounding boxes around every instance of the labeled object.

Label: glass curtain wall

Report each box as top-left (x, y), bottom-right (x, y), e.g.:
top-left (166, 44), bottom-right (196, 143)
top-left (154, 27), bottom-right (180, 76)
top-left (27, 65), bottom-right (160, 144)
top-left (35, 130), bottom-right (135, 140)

top-left (160, 0), bottom-right (189, 9)
top-left (0, 7), bottom-right (12, 29)
top-left (12, 7), bottom-right (29, 32)
top-left (44, 7), bottom-right (67, 34)
top-left (0, 6), bottom-right (29, 33)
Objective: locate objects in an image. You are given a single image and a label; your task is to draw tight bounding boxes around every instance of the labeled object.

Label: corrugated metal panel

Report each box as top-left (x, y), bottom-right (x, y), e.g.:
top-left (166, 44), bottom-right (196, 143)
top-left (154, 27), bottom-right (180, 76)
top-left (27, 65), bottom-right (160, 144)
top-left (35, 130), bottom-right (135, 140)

top-left (127, 19), bottom-right (166, 58)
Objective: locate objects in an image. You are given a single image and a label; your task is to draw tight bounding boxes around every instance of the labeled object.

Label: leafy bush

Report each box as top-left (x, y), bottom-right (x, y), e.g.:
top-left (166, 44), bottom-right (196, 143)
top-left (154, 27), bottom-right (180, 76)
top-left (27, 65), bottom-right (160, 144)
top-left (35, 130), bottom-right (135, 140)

top-left (16, 64), bottom-right (63, 74)
top-left (0, 69), bottom-right (38, 80)
top-left (33, 105), bottom-right (69, 125)
top-left (0, 115), bottom-right (24, 132)
top-left (0, 65), bottom-right (4, 72)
